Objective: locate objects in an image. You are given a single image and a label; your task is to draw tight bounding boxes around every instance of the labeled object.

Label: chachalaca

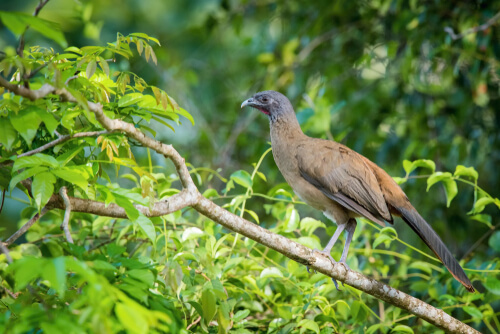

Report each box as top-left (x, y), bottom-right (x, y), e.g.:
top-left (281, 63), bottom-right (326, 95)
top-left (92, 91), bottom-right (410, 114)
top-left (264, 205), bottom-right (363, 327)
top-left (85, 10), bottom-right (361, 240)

top-left (241, 90), bottom-right (474, 292)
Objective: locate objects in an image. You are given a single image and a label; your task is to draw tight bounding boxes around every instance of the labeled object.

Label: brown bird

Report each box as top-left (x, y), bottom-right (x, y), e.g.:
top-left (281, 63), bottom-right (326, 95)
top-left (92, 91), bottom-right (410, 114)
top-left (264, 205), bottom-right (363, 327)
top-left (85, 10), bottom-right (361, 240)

top-left (241, 90), bottom-right (474, 292)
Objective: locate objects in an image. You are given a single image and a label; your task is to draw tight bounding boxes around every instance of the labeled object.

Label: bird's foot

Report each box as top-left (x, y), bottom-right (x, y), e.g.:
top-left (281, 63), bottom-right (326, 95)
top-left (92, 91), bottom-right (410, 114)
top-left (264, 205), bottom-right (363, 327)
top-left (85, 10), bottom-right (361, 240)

top-left (311, 249), bottom-right (342, 291)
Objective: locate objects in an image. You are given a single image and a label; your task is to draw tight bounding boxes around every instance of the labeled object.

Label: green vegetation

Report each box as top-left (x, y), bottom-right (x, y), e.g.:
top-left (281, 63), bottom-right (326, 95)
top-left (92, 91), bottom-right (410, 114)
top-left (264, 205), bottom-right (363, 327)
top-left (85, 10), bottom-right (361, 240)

top-left (0, 1), bottom-right (499, 333)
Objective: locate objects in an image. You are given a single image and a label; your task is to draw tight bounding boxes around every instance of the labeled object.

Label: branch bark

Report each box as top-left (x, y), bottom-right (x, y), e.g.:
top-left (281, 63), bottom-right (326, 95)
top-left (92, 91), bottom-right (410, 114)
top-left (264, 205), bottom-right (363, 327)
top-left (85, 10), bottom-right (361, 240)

top-left (18, 130), bottom-right (112, 158)
top-left (59, 187), bottom-right (73, 244)
top-left (0, 78), bottom-right (479, 334)
top-left (444, 11), bottom-right (500, 40)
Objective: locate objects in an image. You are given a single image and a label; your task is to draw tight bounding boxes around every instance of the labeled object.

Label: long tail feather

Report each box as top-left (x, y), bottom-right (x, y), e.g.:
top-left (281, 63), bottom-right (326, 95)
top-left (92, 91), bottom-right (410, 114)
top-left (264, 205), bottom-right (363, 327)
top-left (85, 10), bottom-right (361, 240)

top-left (398, 207), bottom-right (474, 292)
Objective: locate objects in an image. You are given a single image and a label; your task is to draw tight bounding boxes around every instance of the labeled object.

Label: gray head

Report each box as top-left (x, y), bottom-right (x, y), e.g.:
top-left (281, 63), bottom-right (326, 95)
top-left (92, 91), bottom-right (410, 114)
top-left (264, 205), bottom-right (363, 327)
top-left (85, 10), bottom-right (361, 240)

top-left (241, 90), bottom-right (295, 123)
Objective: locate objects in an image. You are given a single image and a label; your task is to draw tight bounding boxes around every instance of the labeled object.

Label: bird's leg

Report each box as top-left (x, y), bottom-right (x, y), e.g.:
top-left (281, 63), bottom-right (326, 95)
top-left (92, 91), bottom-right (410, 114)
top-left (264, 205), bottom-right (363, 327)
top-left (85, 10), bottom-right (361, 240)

top-left (321, 223), bottom-right (346, 258)
top-left (339, 219), bottom-right (357, 271)
top-left (311, 223), bottom-right (347, 291)
top-left (307, 223), bottom-right (346, 273)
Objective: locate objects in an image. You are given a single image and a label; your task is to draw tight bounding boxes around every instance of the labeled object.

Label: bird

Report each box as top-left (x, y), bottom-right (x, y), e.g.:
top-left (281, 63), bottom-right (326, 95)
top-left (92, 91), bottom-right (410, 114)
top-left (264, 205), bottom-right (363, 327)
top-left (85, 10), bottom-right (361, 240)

top-left (241, 90), bottom-right (474, 292)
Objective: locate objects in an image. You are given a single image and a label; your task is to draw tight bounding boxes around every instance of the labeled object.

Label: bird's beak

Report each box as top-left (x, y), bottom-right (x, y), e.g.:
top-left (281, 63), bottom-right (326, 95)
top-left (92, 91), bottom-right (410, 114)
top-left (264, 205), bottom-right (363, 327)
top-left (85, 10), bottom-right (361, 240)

top-left (241, 98), bottom-right (254, 109)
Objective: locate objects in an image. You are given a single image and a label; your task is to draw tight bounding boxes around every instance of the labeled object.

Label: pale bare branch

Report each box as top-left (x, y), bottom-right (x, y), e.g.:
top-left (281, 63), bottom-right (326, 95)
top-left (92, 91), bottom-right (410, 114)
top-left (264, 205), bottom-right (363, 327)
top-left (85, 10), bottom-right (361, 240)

top-left (17, 130), bottom-right (112, 158)
top-left (5, 207), bottom-right (49, 246)
top-left (445, 11), bottom-right (500, 40)
top-left (59, 187), bottom-right (73, 244)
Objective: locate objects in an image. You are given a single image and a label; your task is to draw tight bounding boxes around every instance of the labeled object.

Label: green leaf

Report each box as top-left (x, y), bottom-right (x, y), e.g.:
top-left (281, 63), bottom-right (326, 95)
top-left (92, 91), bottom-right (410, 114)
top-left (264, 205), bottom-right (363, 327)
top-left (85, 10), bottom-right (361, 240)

top-left (489, 231), bottom-right (500, 253)
top-left (233, 309), bottom-right (250, 322)
top-left (471, 197), bottom-right (495, 214)
top-left (13, 153), bottom-right (60, 171)
top-left (297, 319), bottom-right (319, 334)
top-left (0, 116), bottom-right (17, 150)
top-left (0, 11), bottom-right (67, 47)
top-left (175, 107), bottom-right (195, 125)
top-left (86, 59), bottom-right (97, 79)
top-left (463, 306), bottom-right (483, 320)
top-left (128, 269), bottom-right (155, 286)
top-left (299, 217), bottom-right (325, 236)
top-left (244, 209), bottom-right (259, 223)
top-left (99, 56), bottom-right (110, 77)
top-left (111, 193), bottom-right (139, 220)
top-left (392, 325), bottom-right (414, 334)
top-left (403, 159), bottom-right (436, 175)
top-left (454, 165), bottom-right (478, 181)
top-left (469, 214), bottom-right (492, 228)
top-left (38, 110), bottom-right (59, 135)
top-left (260, 267), bottom-right (283, 279)
top-left (9, 166), bottom-right (47, 190)
top-left (201, 287), bottom-right (217, 323)
top-left (230, 170), bottom-right (252, 189)
top-left (134, 214), bottom-right (156, 245)
top-left (284, 206), bottom-right (300, 232)
top-left (115, 303), bottom-right (148, 334)
top-left (181, 227), bottom-right (204, 241)
top-left (52, 167), bottom-right (89, 192)
top-left (373, 234), bottom-right (392, 248)
top-left (0, 165), bottom-right (11, 190)
top-left (295, 236), bottom-right (322, 250)
top-left (118, 93), bottom-right (144, 108)
top-left (41, 257), bottom-right (66, 297)
top-left (32, 171), bottom-right (56, 211)
top-left (9, 257), bottom-right (43, 289)
top-left (426, 172), bottom-right (452, 191)
top-left (90, 260), bottom-right (117, 271)
top-left (426, 172), bottom-right (457, 207)
top-left (483, 276), bottom-right (500, 295)
top-left (408, 261), bottom-right (432, 275)
top-left (10, 107), bottom-right (42, 146)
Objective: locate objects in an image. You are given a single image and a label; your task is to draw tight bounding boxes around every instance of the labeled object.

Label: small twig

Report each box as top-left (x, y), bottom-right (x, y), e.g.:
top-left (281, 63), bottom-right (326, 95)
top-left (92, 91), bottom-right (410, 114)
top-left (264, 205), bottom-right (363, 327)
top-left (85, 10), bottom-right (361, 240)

top-left (24, 61), bottom-right (50, 80)
top-left (462, 223), bottom-right (499, 261)
top-left (17, 130), bottom-right (111, 158)
top-left (0, 242), bottom-right (13, 263)
top-left (444, 11), bottom-right (500, 40)
top-left (186, 316), bottom-right (201, 330)
top-left (0, 189), bottom-right (5, 214)
top-left (5, 207), bottom-right (49, 246)
top-left (1, 286), bottom-right (19, 300)
top-left (17, 0), bottom-right (51, 58)
top-left (59, 187), bottom-right (73, 244)
top-left (64, 75), bottom-right (79, 85)
top-left (128, 239), bottom-right (147, 258)
top-left (296, 29), bottom-right (336, 63)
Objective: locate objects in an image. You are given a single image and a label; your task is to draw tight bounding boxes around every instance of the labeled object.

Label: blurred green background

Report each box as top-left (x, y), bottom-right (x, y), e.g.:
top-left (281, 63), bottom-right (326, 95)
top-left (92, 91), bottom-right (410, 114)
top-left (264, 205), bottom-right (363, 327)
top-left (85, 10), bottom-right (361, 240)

top-left (1, 0), bottom-right (499, 271)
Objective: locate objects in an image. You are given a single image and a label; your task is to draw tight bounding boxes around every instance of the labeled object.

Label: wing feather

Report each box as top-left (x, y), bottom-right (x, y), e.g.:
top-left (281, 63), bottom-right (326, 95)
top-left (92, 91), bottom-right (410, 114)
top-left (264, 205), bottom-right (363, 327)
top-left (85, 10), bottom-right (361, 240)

top-left (297, 140), bottom-right (392, 226)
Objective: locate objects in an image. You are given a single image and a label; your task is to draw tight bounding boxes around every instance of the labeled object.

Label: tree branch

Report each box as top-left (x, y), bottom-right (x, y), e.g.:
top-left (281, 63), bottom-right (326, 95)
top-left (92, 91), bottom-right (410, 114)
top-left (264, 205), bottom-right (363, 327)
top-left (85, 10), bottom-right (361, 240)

top-left (445, 11), bottom-right (500, 40)
top-left (5, 207), bottom-right (49, 246)
top-left (59, 187), bottom-right (73, 244)
top-left (0, 77), bottom-right (479, 334)
top-left (17, 130), bottom-right (112, 158)
top-left (17, 0), bottom-right (51, 58)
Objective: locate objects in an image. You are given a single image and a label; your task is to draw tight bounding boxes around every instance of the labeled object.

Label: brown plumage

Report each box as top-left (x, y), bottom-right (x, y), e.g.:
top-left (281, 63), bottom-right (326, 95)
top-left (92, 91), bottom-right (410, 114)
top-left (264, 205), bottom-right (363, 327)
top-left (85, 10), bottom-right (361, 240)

top-left (241, 90), bottom-right (474, 292)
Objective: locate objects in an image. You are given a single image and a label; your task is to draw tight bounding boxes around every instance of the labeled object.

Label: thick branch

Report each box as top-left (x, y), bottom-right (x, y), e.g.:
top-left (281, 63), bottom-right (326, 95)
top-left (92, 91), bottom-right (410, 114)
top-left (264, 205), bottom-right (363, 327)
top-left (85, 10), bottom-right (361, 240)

top-left (0, 75), bottom-right (479, 334)
top-left (445, 11), bottom-right (500, 40)
top-left (45, 189), bottom-right (199, 218)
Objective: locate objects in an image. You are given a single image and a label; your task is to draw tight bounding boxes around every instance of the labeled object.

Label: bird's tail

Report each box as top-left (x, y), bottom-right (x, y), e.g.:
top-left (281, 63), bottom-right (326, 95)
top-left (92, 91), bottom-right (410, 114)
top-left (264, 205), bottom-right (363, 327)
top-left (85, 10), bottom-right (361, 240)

top-left (398, 206), bottom-right (474, 292)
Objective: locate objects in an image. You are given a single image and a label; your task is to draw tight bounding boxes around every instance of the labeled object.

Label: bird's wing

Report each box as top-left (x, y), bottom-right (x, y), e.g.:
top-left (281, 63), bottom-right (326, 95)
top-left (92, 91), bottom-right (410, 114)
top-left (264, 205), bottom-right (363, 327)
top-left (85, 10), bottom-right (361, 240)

top-left (297, 139), bottom-right (392, 226)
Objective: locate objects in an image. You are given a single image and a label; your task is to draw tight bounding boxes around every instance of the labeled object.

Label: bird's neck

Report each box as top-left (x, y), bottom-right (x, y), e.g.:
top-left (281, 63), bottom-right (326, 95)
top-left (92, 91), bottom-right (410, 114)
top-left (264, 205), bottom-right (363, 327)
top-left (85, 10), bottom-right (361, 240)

top-left (269, 114), bottom-right (305, 146)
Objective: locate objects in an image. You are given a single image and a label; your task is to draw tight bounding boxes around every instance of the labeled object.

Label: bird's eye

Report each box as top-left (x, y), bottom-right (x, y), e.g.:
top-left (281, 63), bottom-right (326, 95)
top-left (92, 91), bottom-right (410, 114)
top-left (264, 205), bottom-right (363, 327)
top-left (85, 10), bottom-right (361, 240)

top-left (262, 97), bottom-right (269, 103)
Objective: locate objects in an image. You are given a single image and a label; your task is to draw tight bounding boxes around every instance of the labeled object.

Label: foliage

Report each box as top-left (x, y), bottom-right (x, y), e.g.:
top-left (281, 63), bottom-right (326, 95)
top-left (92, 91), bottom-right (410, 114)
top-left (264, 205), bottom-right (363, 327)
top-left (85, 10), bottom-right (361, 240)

top-left (1, 2), bottom-right (500, 334)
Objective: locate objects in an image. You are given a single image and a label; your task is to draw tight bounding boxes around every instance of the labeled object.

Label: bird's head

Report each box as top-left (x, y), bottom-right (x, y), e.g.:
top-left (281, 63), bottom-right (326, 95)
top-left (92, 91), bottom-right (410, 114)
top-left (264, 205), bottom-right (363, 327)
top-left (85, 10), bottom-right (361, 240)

top-left (241, 90), bottom-right (294, 122)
